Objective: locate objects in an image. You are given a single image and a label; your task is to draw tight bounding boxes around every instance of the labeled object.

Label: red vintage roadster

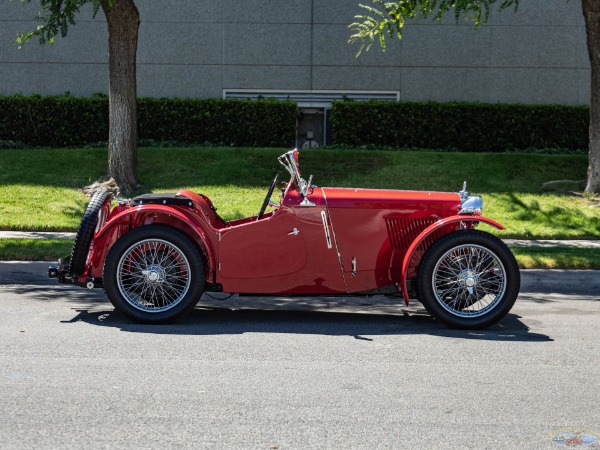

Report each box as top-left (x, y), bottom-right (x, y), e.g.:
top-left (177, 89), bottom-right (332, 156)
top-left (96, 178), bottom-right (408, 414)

top-left (49, 150), bottom-right (520, 328)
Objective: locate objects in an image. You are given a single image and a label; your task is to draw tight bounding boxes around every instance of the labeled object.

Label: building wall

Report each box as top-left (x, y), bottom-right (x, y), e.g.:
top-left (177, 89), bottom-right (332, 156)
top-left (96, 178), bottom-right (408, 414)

top-left (0, 0), bottom-right (590, 105)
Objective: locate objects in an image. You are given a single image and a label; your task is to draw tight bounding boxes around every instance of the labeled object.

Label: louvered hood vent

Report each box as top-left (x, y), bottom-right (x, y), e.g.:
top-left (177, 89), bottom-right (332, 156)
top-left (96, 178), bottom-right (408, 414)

top-left (385, 216), bottom-right (438, 251)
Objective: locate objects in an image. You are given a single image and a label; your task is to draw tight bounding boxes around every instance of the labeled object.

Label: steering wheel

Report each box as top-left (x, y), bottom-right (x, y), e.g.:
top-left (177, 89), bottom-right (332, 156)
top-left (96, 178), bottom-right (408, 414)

top-left (257, 174), bottom-right (279, 221)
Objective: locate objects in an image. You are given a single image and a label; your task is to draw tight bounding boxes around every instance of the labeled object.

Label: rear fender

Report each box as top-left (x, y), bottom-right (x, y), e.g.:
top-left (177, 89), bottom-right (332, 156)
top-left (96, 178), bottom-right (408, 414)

top-left (88, 205), bottom-right (216, 280)
top-left (399, 215), bottom-right (505, 305)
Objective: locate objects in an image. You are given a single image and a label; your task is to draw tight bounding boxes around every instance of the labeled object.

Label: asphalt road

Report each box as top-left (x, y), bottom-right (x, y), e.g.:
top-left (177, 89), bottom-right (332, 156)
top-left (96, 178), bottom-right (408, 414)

top-left (1, 265), bottom-right (599, 449)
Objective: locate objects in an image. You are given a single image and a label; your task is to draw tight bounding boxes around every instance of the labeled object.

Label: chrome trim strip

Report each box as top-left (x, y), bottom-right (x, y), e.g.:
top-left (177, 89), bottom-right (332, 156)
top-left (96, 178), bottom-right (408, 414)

top-left (321, 211), bottom-right (333, 249)
top-left (320, 188), bottom-right (348, 292)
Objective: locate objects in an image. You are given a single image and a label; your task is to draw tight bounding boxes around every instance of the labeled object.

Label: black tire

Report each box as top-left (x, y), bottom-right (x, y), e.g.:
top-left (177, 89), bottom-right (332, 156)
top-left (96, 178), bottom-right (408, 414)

top-left (69, 190), bottom-right (112, 277)
top-left (103, 225), bottom-right (205, 323)
top-left (417, 230), bottom-right (520, 329)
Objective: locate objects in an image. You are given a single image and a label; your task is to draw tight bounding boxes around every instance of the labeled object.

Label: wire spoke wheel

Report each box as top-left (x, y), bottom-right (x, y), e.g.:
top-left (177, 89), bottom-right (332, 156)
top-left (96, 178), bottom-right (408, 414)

top-left (432, 244), bottom-right (506, 318)
top-left (105, 226), bottom-right (205, 323)
top-left (417, 230), bottom-right (520, 329)
top-left (117, 239), bottom-right (192, 313)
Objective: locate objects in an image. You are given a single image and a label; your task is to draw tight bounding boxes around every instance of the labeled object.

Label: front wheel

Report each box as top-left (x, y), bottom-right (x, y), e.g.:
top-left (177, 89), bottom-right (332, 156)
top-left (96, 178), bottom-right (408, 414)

top-left (417, 230), bottom-right (520, 329)
top-left (103, 226), bottom-right (205, 323)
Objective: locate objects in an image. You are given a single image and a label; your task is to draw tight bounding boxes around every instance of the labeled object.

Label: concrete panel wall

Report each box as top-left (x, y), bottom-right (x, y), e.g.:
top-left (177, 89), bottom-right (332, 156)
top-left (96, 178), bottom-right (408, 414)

top-left (0, 0), bottom-right (590, 105)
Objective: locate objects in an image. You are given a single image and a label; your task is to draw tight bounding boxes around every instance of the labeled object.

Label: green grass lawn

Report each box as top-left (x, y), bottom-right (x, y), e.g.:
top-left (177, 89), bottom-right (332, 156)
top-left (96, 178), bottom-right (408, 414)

top-left (0, 147), bottom-right (598, 240)
top-left (1, 146), bottom-right (598, 268)
top-left (511, 247), bottom-right (600, 270)
top-left (0, 239), bottom-right (73, 261)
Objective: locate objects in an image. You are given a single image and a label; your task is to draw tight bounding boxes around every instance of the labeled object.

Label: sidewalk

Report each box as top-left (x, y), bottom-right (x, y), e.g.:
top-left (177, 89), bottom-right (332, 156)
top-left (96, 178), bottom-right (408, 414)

top-left (0, 231), bottom-right (76, 240)
top-left (504, 239), bottom-right (600, 248)
top-left (1, 231), bottom-right (600, 248)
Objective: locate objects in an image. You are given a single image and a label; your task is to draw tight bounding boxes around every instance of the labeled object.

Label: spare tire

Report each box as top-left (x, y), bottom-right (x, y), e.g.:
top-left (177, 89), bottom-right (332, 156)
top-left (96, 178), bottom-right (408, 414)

top-left (69, 190), bottom-right (112, 277)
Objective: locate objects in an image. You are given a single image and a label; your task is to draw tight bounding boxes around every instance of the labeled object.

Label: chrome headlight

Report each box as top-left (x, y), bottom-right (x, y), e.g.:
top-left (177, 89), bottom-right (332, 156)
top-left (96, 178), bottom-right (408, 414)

top-left (459, 195), bottom-right (483, 215)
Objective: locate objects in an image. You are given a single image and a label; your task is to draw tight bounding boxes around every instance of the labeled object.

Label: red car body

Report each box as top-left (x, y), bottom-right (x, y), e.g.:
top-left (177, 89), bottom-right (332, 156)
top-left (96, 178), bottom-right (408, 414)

top-left (50, 150), bottom-right (519, 328)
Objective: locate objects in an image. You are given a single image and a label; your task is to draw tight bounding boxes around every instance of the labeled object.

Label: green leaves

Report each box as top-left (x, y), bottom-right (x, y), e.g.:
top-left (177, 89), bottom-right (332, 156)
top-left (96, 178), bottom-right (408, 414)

top-left (14, 0), bottom-right (103, 46)
top-left (349, 0), bottom-right (519, 55)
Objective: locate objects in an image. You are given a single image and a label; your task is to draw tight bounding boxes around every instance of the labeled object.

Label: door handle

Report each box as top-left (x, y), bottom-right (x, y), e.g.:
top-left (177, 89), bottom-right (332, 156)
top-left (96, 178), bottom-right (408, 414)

top-left (288, 228), bottom-right (300, 236)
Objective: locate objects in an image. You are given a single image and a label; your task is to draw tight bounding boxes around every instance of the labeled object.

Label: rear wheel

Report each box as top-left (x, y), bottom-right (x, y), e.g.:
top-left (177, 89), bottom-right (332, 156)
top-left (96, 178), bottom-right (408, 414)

top-left (103, 225), bottom-right (205, 323)
top-left (417, 230), bottom-right (520, 329)
top-left (70, 190), bottom-right (112, 277)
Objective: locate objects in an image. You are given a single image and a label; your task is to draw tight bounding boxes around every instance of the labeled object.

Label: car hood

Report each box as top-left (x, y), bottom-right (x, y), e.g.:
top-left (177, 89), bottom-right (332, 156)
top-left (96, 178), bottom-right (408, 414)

top-left (321, 187), bottom-right (461, 213)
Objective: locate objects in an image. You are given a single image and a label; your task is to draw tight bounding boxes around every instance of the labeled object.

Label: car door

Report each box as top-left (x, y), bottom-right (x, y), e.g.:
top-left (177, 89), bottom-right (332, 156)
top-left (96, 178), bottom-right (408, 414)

top-left (218, 208), bottom-right (306, 280)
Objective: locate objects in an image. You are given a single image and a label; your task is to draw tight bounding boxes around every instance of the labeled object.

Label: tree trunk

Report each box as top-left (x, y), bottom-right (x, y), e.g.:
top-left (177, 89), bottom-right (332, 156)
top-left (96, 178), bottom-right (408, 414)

top-left (101, 0), bottom-right (140, 195)
top-left (583, 0), bottom-right (600, 194)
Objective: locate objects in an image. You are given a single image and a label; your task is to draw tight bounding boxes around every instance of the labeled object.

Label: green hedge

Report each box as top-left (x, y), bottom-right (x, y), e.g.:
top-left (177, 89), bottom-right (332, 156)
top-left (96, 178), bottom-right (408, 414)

top-left (1, 95), bottom-right (589, 151)
top-left (137, 97), bottom-right (297, 147)
top-left (0, 95), bottom-right (109, 147)
top-left (331, 101), bottom-right (589, 151)
top-left (0, 95), bottom-right (297, 148)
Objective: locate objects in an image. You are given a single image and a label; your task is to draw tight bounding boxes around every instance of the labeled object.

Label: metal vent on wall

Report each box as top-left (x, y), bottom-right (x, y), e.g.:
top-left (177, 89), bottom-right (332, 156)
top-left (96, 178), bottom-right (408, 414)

top-left (223, 90), bottom-right (400, 109)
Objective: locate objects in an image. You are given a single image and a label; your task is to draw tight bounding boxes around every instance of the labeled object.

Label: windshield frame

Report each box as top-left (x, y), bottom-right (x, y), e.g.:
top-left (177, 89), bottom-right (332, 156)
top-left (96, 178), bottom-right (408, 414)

top-left (278, 149), bottom-right (308, 195)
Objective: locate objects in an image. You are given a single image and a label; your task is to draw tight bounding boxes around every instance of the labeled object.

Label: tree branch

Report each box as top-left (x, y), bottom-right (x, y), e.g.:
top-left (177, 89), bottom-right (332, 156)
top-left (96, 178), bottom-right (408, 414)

top-left (349, 0), bottom-right (519, 55)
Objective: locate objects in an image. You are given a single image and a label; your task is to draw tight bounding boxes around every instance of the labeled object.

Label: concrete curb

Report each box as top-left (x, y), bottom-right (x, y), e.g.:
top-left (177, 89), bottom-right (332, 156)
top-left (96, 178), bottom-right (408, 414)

top-left (0, 261), bottom-right (598, 296)
top-left (519, 269), bottom-right (600, 295)
top-left (0, 261), bottom-right (54, 285)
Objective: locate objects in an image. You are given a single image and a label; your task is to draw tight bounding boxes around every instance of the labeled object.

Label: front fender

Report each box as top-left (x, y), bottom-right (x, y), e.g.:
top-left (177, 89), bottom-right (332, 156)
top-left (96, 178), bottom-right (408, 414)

top-left (88, 205), bottom-right (217, 281)
top-left (399, 215), bottom-right (505, 305)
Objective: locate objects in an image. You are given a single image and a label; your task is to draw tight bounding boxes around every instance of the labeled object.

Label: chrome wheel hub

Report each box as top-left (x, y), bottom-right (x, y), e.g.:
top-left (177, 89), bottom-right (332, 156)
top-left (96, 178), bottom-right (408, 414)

top-left (458, 270), bottom-right (477, 293)
top-left (142, 265), bottom-right (166, 284)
